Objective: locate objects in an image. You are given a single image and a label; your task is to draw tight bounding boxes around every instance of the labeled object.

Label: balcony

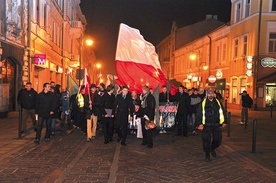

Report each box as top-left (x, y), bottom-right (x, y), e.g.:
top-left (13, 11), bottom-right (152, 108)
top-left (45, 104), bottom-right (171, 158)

top-left (69, 21), bottom-right (83, 38)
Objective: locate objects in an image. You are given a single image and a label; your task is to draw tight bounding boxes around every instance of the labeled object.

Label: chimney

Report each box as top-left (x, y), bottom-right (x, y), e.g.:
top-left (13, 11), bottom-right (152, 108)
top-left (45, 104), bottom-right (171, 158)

top-left (206, 14), bottom-right (212, 20)
top-left (213, 15), bottom-right (218, 20)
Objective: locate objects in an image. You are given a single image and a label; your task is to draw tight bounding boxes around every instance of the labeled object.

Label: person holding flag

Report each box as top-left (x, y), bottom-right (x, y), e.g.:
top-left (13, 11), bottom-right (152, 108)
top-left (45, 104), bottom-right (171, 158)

top-left (77, 86), bottom-right (86, 134)
top-left (85, 84), bottom-right (101, 141)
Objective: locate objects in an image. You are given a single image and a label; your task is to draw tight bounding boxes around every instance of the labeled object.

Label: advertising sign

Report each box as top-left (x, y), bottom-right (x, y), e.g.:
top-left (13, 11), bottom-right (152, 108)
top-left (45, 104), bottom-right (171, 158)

top-left (34, 54), bottom-right (46, 65)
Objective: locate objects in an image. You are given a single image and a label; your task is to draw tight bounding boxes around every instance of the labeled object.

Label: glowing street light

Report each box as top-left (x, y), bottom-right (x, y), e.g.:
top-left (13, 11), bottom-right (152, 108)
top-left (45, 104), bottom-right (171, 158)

top-left (85, 39), bottom-right (93, 46)
top-left (96, 63), bottom-right (102, 69)
top-left (189, 53), bottom-right (197, 61)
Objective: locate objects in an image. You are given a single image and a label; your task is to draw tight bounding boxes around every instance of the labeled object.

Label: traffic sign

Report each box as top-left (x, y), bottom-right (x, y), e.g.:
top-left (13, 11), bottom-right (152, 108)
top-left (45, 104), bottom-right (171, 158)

top-left (208, 75), bottom-right (216, 83)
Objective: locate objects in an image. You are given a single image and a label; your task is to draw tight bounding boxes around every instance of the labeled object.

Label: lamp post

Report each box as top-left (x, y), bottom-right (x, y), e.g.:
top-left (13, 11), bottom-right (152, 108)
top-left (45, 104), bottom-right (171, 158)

top-left (78, 38), bottom-right (93, 85)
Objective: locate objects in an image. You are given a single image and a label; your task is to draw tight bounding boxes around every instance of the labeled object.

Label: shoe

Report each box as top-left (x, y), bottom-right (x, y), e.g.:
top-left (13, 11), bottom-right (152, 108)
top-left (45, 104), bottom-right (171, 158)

top-left (211, 149), bottom-right (217, 157)
top-left (141, 142), bottom-right (147, 146)
top-left (34, 139), bottom-right (40, 144)
top-left (73, 125), bottom-right (77, 128)
top-left (117, 137), bottom-right (121, 142)
top-left (121, 142), bottom-right (127, 146)
top-left (239, 121), bottom-right (245, 125)
top-left (205, 152), bottom-right (211, 162)
top-left (163, 130), bottom-right (167, 133)
top-left (87, 138), bottom-right (91, 142)
top-left (77, 127), bottom-right (80, 129)
top-left (51, 132), bottom-right (55, 136)
top-left (92, 136), bottom-right (96, 139)
top-left (192, 131), bottom-right (197, 135)
top-left (34, 128), bottom-right (37, 132)
top-left (44, 138), bottom-right (50, 142)
top-left (159, 130), bottom-right (163, 134)
top-left (147, 145), bottom-right (153, 148)
top-left (104, 141), bottom-right (108, 144)
top-left (21, 130), bottom-right (26, 134)
top-left (109, 138), bottom-right (113, 142)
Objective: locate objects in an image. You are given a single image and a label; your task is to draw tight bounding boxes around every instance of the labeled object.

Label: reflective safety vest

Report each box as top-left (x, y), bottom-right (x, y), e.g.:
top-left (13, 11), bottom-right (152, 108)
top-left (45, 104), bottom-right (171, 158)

top-left (77, 93), bottom-right (84, 108)
top-left (201, 98), bottom-right (224, 125)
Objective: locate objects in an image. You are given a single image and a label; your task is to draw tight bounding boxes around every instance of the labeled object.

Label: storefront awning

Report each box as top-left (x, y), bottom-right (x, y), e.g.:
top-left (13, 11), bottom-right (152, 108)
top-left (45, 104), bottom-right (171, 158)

top-left (258, 72), bottom-right (276, 83)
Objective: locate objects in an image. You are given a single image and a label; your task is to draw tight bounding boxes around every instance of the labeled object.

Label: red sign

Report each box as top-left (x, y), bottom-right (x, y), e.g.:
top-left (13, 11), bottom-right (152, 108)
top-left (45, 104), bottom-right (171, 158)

top-left (208, 75), bottom-right (216, 83)
top-left (34, 54), bottom-right (46, 65)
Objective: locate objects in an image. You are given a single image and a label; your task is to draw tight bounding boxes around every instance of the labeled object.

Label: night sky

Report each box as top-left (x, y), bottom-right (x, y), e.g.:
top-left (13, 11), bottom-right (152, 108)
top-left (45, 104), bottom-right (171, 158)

top-left (80, 0), bottom-right (232, 75)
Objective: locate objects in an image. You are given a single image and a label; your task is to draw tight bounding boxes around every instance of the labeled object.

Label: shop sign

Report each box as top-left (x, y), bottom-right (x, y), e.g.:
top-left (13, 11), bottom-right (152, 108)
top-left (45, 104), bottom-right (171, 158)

top-left (261, 57), bottom-right (276, 67)
top-left (34, 54), bottom-right (46, 65)
top-left (50, 62), bottom-right (56, 72)
top-left (216, 71), bottom-right (222, 79)
top-left (56, 66), bottom-right (63, 73)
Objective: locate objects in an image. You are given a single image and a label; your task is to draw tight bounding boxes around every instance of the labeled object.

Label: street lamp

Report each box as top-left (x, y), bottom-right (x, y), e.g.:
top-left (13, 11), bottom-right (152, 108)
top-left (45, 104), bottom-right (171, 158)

top-left (93, 63), bottom-right (102, 82)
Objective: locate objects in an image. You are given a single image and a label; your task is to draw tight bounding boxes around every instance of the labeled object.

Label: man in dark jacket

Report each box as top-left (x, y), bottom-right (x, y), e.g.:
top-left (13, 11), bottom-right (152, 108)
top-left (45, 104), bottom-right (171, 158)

top-left (159, 85), bottom-right (172, 102)
top-left (112, 86), bottom-right (132, 146)
top-left (140, 85), bottom-right (156, 148)
top-left (240, 90), bottom-right (253, 125)
top-left (18, 82), bottom-right (37, 133)
top-left (85, 84), bottom-right (101, 141)
top-left (34, 83), bottom-right (56, 144)
top-left (175, 85), bottom-right (190, 136)
top-left (50, 86), bottom-right (61, 135)
top-left (100, 85), bottom-right (116, 144)
top-left (196, 88), bottom-right (227, 162)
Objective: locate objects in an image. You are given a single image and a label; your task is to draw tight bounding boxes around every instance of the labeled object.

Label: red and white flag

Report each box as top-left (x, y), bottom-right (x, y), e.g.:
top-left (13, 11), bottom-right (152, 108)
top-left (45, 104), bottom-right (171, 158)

top-left (77, 68), bottom-right (91, 95)
top-left (115, 23), bottom-right (176, 94)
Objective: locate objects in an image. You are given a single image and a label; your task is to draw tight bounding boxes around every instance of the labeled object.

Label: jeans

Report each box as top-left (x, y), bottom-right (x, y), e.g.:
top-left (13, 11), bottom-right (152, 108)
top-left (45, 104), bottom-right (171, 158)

top-left (51, 118), bottom-right (56, 134)
top-left (36, 116), bottom-right (52, 140)
top-left (61, 111), bottom-right (71, 127)
top-left (241, 107), bottom-right (248, 123)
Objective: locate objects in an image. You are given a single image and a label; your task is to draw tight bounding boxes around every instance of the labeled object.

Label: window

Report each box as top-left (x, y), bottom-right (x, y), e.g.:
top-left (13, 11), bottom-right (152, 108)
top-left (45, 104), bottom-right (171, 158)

top-left (234, 39), bottom-right (239, 58)
top-left (272, 0), bottom-right (276, 11)
top-left (269, 33), bottom-right (276, 53)
top-left (44, 5), bottom-right (48, 28)
top-left (222, 43), bottom-right (226, 60)
top-left (245, 0), bottom-right (250, 18)
top-left (243, 35), bottom-right (248, 56)
top-left (236, 3), bottom-right (241, 22)
top-left (216, 46), bottom-right (220, 62)
top-left (240, 78), bottom-right (247, 93)
top-left (36, 0), bottom-right (40, 25)
top-left (232, 78), bottom-right (238, 104)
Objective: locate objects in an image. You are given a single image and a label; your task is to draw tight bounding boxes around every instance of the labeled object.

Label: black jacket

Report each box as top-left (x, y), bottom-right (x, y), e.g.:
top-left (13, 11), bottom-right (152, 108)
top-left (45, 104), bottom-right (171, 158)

top-left (84, 92), bottom-right (101, 118)
top-left (51, 92), bottom-right (61, 118)
top-left (35, 91), bottom-right (56, 118)
top-left (242, 94), bottom-right (253, 108)
top-left (176, 92), bottom-right (190, 114)
top-left (100, 91), bottom-right (116, 116)
top-left (140, 93), bottom-right (155, 121)
top-left (159, 92), bottom-right (172, 102)
top-left (18, 88), bottom-right (37, 109)
top-left (112, 93), bottom-right (132, 125)
top-left (196, 98), bottom-right (227, 126)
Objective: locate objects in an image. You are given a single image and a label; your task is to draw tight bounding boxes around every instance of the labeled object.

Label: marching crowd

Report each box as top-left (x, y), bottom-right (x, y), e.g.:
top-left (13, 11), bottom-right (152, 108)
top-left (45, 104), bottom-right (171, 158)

top-left (19, 81), bottom-right (251, 161)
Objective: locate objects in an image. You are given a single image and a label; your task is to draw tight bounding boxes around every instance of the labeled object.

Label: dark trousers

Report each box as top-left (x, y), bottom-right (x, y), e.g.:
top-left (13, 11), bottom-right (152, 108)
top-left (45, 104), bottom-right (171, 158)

top-left (176, 112), bottom-right (188, 135)
top-left (36, 116), bottom-right (51, 140)
top-left (21, 108), bottom-right (37, 131)
top-left (241, 107), bottom-right (249, 123)
top-left (78, 111), bottom-right (86, 132)
top-left (102, 117), bottom-right (114, 142)
top-left (115, 123), bottom-right (128, 143)
top-left (202, 126), bottom-right (222, 153)
top-left (141, 118), bottom-right (153, 146)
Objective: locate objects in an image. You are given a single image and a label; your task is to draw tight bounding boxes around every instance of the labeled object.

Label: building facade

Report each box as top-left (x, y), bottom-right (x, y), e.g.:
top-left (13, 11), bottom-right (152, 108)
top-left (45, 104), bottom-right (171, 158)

top-left (157, 0), bottom-right (276, 110)
top-left (0, 0), bottom-right (90, 116)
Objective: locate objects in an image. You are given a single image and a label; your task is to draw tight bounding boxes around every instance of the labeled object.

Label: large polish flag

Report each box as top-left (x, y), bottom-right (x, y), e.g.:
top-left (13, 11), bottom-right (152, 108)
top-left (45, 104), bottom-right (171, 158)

top-left (115, 23), bottom-right (176, 94)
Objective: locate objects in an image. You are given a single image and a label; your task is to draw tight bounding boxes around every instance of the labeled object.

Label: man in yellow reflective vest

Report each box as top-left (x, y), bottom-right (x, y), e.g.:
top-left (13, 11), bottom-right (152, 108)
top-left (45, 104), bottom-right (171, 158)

top-left (196, 88), bottom-right (227, 162)
top-left (77, 86), bottom-right (86, 134)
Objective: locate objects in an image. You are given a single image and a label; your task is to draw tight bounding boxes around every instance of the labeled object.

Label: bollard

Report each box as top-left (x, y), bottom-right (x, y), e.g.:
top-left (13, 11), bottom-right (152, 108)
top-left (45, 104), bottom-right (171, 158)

top-left (271, 104), bottom-right (273, 118)
top-left (18, 106), bottom-right (22, 139)
top-left (251, 119), bottom-right (257, 153)
top-left (227, 112), bottom-right (231, 137)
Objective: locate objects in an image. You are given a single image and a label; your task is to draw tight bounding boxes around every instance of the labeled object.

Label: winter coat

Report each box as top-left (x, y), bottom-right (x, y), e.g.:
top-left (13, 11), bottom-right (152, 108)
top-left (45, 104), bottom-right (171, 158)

top-left (19, 88), bottom-right (37, 109)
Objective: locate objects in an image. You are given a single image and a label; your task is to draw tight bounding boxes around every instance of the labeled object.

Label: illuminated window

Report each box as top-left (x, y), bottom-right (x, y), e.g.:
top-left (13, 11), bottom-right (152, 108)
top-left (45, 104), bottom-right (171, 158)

top-left (269, 33), bottom-right (276, 53)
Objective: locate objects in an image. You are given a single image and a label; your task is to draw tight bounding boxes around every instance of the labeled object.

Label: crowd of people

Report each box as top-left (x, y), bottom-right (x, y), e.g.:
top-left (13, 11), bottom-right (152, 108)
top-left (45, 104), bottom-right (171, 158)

top-left (18, 81), bottom-right (231, 161)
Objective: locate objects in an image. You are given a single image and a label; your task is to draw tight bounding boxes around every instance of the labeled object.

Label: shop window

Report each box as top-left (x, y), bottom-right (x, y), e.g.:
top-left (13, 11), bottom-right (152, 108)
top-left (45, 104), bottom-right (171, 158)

top-left (240, 78), bottom-right (246, 93)
top-left (266, 85), bottom-right (276, 106)
top-left (268, 33), bottom-right (276, 53)
top-left (232, 78), bottom-right (238, 103)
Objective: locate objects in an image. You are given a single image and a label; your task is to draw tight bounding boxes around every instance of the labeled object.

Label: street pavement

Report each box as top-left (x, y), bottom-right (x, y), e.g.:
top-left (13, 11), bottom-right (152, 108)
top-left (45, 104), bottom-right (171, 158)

top-left (0, 108), bottom-right (275, 183)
